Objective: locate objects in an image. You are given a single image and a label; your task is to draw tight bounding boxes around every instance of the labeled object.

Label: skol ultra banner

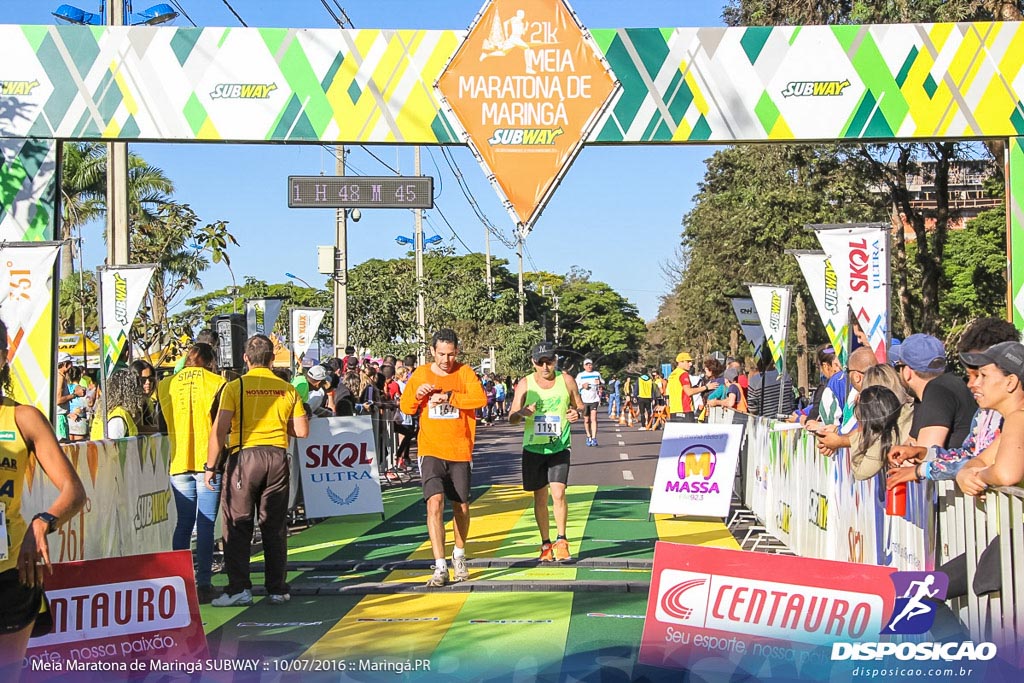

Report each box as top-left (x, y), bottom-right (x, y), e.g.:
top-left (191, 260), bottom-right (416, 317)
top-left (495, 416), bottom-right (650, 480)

top-left (291, 308), bottom-right (325, 358)
top-left (649, 422), bottom-right (742, 518)
top-left (0, 138), bottom-right (56, 241)
top-left (813, 224), bottom-right (890, 363)
top-left (436, 0), bottom-right (617, 229)
top-left (297, 416), bottom-right (384, 518)
top-left (245, 298), bottom-right (283, 337)
top-left (99, 265), bottom-right (156, 375)
top-left (729, 296), bottom-right (765, 353)
top-left (25, 550), bottom-right (207, 671)
top-left (0, 243), bottom-right (60, 414)
top-left (747, 284), bottom-right (792, 375)
top-left (792, 251), bottom-right (849, 365)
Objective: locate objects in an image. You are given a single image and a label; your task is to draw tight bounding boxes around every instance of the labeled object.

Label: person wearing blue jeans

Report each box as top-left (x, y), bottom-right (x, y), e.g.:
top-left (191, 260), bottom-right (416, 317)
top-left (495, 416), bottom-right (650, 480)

top-left (171, 472), bottom-right (221, 598)
top-left (607, 377), bottom-right (621, 417)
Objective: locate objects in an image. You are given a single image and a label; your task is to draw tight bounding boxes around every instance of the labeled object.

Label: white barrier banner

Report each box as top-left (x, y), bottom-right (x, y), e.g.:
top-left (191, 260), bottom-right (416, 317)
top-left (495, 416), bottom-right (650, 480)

top-left (747, 284), bottom-right (791, 375)
top-left (297, 416), bottom-right (384, 518)
top-left (792, 250), bottom-right (849, 365)
top-left (291, 307), bottom-right (325, 358)
top-left (246, 298), bottom-right (284, 337)
top-left (649, 422), bottom-right (741, 517)
top-left (814, 224), bottom-right (890, 363)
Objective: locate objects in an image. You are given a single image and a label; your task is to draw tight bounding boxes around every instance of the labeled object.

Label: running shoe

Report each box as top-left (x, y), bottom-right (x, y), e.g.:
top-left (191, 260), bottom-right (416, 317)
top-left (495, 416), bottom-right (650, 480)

top-left (211, 589), bottom-right (253, 607)
top-left (425, 565), bottom-right (450, 587)
top-left (538, 542), bottom-right (554, 562)
top-left (268, 593), bottom-right (290, 605)
top-left (196, 585), bottom-right (219, 605)
top-left (592, 438), bottom-right (598, 447)
top-left (452, 555), bottom-right (470, 582)
top-left (553, 539), bottom-right (572, 562)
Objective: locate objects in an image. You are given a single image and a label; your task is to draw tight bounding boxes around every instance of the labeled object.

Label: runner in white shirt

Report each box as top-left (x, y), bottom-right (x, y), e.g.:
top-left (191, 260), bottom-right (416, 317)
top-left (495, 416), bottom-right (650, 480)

top-left (576, 359), bottom-right (604, 446)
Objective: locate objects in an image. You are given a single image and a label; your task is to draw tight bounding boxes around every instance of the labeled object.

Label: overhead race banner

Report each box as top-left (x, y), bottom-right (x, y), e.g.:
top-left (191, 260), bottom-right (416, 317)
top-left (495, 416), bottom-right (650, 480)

top-left (649, 422), bottom-right (741, 518)
top-left (297, 416), bottom-right (384, 518)
top-left (729, 297), bottom-right (765, 353)
top-left (99, 265), bottom-right (156, 375)
top-left (436, 0), bottom-right (617, 228)
top-left (638, 543), bottom-right (897, 678)
top-left (291, 308), bottom-right (326, 358)
top-left (0, 242), bottom-right (60, 414)
top-left (813, 224), bottom-right (890, 363)
top-left (25, 551), bottom-right (207, 671)
top-left (791, 251), bottom-right (849, 365)
top-left (245, 298), bottom-right (284, 337)
top-left (747, 284), bottom-right (792, 375)
top-left (0, 138), bottom-right (56, 241)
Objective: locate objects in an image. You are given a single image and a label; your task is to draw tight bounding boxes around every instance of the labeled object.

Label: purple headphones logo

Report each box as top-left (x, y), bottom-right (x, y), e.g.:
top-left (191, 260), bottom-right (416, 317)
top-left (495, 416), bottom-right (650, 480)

top-left (677, 444), bottom-right (717, 481)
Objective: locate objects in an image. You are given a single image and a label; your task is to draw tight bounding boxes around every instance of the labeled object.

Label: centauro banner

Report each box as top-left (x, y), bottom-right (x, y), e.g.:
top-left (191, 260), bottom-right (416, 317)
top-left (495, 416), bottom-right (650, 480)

top-left (245, 298), bottom-right (284, 337)
top-left (291, 308), bottom-right (326, 358)
top-left (0, 242), bottom-right (60, 415)
top-left (436, 0), bottom-right (617, 229)
top-left (747, 284), bottom-right (792, 375)
top-left (792, 251), bottom-right (849, 366)
top-left (99, 265), bottom-right (156, 375)
top-left (813, 224), bottom-right (890, 363)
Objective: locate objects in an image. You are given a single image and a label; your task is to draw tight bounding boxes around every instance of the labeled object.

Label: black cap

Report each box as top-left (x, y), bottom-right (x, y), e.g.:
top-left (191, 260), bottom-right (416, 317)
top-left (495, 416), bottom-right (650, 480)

top-left (960, 341), bottom-right (1024, 381)
top-left (532, 341), bottom-right (557, 362)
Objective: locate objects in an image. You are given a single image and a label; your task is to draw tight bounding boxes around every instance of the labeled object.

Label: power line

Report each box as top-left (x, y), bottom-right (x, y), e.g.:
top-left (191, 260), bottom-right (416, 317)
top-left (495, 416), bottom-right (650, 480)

top-left (167, 0), bottom-right (196, 26)
top-left (219, 0), bottom-right (248, 26)
top-left (318, 0), bottom-right (344, 27)
top-left (331, 0), bottom-right (356, 28)
top-left (426, 207), bottom-right (474, 253)
top-left (359, 146), bottom-right (400, 174)
top-left (425, 146), bottom-right (444, 200)
top-left (438, 147), bottom-right (517, 250)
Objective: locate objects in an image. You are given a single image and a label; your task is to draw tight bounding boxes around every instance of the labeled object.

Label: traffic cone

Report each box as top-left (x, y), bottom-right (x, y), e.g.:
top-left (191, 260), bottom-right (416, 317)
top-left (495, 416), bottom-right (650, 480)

top-left (618, 410), bottom-right (626, 426)
top-left (625, 406), bottom-right (634, 427)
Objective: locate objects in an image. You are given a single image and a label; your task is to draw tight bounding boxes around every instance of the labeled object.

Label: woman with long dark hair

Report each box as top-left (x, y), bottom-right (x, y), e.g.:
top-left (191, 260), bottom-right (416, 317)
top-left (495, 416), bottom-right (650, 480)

top-left (90, 369), bottom-right (145, 440)
top-left (0, 320), bottom-right (86, 681)
top-left (851, 384), bottom-right (913, 480)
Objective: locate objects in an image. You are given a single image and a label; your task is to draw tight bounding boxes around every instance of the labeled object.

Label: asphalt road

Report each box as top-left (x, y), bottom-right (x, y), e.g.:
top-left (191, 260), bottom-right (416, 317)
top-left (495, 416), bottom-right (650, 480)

top-left (470, 411), bottom-right (665, 488)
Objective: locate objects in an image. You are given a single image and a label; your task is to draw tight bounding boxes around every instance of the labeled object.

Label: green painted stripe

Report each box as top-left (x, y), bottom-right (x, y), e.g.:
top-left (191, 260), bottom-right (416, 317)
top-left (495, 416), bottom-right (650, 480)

top-left (591, 28), bottom-right (615, 55)
top-left (664, 71), bottom-right (692, 126)
top-left (741, 26), bottom-right (772, 64)
top-left (894, 46), bottom-right (919, 88)
top-left (561, 593), bottom-right (648, 679)
top-left (170, 28), bottom-right (201, 66)
top-left (849, 31), bottom-right (908, 130)
top-left (22, 24), bottom-right (48, 52)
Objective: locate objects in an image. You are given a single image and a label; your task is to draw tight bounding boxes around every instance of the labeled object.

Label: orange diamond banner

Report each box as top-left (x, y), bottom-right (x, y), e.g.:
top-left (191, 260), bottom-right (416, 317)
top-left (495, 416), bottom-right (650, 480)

top-left (437, 0), bottom-right (617, 229)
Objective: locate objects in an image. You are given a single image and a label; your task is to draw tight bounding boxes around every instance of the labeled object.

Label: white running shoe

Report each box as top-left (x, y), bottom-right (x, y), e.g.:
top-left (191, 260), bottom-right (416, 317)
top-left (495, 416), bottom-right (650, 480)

top-left (211, 589), bottom-right (253, 607)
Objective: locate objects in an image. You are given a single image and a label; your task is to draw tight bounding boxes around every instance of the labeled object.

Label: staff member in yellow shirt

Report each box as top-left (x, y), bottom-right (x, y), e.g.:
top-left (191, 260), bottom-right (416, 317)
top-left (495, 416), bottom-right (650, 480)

top-left (160, 343), bottom-right (224, 604)
top-left (205, 335), bottom-right (308, 607)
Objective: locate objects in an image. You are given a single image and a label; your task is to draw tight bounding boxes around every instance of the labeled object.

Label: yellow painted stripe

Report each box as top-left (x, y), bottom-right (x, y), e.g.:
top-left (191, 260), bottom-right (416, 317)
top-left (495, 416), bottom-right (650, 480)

top-left (112, 69), bottom-right (138, 116)
top-left (300, 593), bottom-right (469, 659)
top-left (654, 514), bottom-right (741, 550)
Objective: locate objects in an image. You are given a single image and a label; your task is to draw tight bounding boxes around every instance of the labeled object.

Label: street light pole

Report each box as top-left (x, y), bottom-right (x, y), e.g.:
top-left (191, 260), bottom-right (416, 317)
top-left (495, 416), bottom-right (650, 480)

top-left (334, 145), bottom-right (348, 356)
top-left (517, 231), bottom-right (525, 326)
top-left (414, 146), bottom-right (426, 364)
top-left (107, 0), bottom-right (129, 266)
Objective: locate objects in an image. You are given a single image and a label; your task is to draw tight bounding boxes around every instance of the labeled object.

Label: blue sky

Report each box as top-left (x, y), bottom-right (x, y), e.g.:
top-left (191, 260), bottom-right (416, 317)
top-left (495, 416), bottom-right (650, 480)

top-left (7, 1), bottom-right (728, 321)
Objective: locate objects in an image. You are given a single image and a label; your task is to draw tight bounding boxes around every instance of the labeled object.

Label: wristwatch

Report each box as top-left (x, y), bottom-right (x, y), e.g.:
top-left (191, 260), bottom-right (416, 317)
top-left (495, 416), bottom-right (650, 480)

top-left (32, 512), bottom-right (59, 534)
top-left (203, 462), bottom-right (217, 473)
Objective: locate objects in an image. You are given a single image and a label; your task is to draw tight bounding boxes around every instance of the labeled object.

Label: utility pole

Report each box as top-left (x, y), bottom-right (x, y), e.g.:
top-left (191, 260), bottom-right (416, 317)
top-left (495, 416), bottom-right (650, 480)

top-left (485, 223), bottom-right (496, 372)
top-left (517, 231), bottom-right (525, 326)
top-left (415, 146), bottom-right (427, 363)
top-left (107, 1), bottom-right (129, 266)
top-left (334, 145), bottom-right (348, 356)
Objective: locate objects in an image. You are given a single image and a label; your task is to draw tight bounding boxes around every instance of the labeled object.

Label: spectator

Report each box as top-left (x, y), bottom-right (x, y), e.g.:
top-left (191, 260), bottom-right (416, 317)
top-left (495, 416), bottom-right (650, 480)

top-left (850, 381), bottom-right (913, 480)
top-left (305, 365), bottom-right (333, 418)
top-left (812, 347), bottom-right (878, 456)
top-left (892, 334), bottom-right (977, 448)
top-left (65, 366), bottom-right (90, 442)
top-left (205, 335), bottom-right (308, 607)
top-left (54, 352), bottom-right (83, 441)
top-left (335, 371), bottom-right (360, 416)
top-left (159, 343), bottom-right (225, 604)
top-left (90, 369), bottom-right (145, 440)
top-left (129, 360), bottom-right (162, 433)
top-left (747, 354), bottom-right (794, 417)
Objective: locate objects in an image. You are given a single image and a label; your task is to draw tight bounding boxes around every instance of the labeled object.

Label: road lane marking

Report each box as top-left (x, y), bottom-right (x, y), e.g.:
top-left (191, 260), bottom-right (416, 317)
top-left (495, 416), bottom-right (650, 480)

top-left (618, 441), bottom-right (625, 446)
top-left (622, 470), bottom-right (634, 481)
top-left (619, 453), bottom-right (629, 460)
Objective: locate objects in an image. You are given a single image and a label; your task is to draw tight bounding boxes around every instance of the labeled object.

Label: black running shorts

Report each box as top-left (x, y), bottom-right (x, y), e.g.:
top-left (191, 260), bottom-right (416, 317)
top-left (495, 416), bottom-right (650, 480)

top-left (0, 568), bottom-right (44, 634)
top-left (582, 402), bottom-right (599, 417)
top-left (419, 456), bottom-right (472, 503)
top-left (522, 449), bottom-right (570, 491)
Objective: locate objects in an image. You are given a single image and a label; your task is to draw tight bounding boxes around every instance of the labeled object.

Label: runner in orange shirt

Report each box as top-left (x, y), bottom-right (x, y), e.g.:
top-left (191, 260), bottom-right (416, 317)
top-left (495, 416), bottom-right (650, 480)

top-left (400, 329), bottom-right (487, 587)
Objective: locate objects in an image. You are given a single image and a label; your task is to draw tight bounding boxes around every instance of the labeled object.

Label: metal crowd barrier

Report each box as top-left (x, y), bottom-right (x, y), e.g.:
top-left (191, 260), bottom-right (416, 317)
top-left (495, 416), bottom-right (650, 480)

top-left (709, 406), bottom-right (1022, 663)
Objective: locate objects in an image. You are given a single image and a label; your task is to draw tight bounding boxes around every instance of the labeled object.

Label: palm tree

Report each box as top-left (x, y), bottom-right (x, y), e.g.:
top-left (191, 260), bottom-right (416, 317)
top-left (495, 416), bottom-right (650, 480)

top-left (58, 142), bottom-right (105, 279)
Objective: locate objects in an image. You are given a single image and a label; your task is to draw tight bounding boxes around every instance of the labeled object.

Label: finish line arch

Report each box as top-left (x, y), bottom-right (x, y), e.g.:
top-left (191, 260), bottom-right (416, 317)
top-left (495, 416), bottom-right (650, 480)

top-left (2, 0), bottom-right (1024, 323)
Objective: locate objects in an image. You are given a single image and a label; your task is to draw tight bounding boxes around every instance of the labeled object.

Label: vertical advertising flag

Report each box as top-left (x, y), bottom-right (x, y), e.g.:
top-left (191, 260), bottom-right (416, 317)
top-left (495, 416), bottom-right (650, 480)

top-left (291, 308), bottom-right (325, 358)
top-left (99, 265), bottom-right (156, 376)
top-left (747, 285), bottom-right (792, 374)
top-left (0, 243), bottom-right (60, 414)
top-left (729, 297), bottom-right (765, 353)
top-left (245, 298), bottom-right (284, 337)
top-left (792, 251), bottom-right (849, 365)
top-left (297, 416), bottom-right (384, 518)
top-left (813, 224), bottom-right (890, 363)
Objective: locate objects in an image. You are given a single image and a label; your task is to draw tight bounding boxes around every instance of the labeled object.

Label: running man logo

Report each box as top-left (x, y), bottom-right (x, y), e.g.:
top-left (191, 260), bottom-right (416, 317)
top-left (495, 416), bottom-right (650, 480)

top-left (487, 127), bottom-right (564, 146)
top-left (881, 571), bottom-right (949, 634)
top-left (823, 260), bottom-right (840, 315)
top-left (769, 291), bottom-right (782, 330)
top-left (781, 79), bottom-right (851, 97)
top-left (113, 273), bottom-right (129, 325)
top-left (659, 577), bottom-right (708, 621)
top-left (209, 83), bottom-right (278, 99)
top-left (1, 80), bottom-right (40, 96)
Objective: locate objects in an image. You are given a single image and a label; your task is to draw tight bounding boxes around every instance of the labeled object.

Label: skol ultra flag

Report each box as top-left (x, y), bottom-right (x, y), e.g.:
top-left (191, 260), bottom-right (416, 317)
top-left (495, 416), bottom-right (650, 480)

top-left (291, 308), bottom-right (325, 358)
top-left (246, 298), bottom-right (283, 337)
top-left (99, 265), bottom-right (156, 375)
top-left (0, 243), bottom-right (60, 413)
top-left (747, 284), bottom-right (792, 375)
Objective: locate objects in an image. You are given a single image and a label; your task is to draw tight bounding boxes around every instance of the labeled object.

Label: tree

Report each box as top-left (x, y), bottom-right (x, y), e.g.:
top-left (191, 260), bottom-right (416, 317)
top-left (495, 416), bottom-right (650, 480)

top-left (58, 143), bottom-right (105, 287)
top-left (940, 205), bottom-right (1008, 326)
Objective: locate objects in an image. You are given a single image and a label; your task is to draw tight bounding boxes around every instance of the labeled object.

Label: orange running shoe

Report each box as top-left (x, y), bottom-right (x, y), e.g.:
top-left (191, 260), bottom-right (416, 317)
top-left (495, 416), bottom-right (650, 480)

top-left (538, 542), bottom-right (554, 562)
top-left (553, 538), bottom-right (571, 562)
